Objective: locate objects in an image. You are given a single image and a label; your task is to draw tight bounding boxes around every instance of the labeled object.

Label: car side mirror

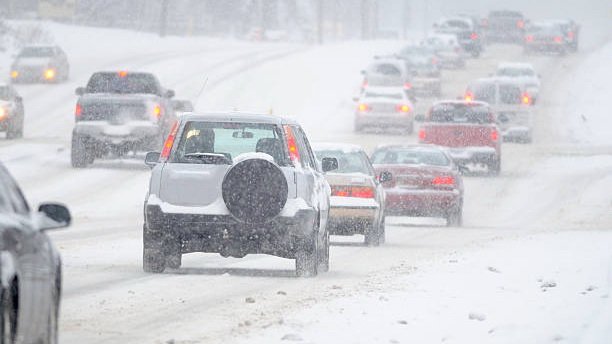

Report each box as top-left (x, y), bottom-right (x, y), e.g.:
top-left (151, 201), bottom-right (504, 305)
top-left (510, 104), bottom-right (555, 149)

top-left (145, 151), bottom-right (161, 168)
top-left (415, 114), bottom-right (425, 122)
top-left (14, 96), bottom-right (22, 102)
top-left (379, 171), bottom-right (392, 183)
top-left (321, 157), bottom-right (338, 172)
top-left (75, 87), bottom-right (85, 96)
top-left (165, 89), bottom-right (175, 98)
top-left (38, 203), bottom-right (71, 231)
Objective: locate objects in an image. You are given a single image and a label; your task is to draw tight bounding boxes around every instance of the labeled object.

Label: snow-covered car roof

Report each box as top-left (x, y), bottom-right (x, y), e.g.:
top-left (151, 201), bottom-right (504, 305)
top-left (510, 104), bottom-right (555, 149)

top-left (179, 112), bottom-right (299, 126)
top-left (311, 142), bottom-right (365, 154)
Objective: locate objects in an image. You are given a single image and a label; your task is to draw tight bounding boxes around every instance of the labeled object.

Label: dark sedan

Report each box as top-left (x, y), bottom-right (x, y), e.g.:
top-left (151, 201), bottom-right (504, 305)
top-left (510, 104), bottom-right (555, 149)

top-left (0, 162), bottom-right (71, 344)
top-left (372, 145), bottom-right (464, 226)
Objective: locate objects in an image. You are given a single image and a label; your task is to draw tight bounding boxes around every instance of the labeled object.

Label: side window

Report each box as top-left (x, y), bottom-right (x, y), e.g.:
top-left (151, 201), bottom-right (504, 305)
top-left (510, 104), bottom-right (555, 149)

top-left (292, 126), bottom-right (317, 170)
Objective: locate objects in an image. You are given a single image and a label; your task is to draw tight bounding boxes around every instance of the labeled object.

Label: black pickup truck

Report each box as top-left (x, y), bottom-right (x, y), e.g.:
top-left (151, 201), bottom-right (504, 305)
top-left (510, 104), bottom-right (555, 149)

top-left (71, 71), bottom-right (177, 167)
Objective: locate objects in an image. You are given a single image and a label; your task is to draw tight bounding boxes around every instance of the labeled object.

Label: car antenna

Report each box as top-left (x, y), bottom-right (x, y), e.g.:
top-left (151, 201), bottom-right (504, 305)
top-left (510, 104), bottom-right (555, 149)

top-left (193, 76), bottom-right (209, 109)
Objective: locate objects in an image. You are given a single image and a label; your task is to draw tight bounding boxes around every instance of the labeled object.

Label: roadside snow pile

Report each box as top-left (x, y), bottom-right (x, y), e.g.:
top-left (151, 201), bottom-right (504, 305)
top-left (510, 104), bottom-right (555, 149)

top-left (235, 231), bottom-right (612, 344)
top-left (562, 40), bottom-right (612, 146)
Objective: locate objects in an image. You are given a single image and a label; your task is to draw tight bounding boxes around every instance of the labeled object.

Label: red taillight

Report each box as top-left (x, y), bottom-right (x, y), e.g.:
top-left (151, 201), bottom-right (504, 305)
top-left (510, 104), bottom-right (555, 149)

top-left (464, 92), bottom-right (474, 102)
top-left (525, 35), bottom-right (534, 43)
top-left (418, 128), bottom-right (426, 141)
top-left (567, 31), bottom-right (575, 39)
top-left (517, 20), bottom-right (525, 29)
top-left (431, 57), bottom-right (438, 65)
top-left (481, 18), bottom-right (489, 27)
top-left (522, 93), bottom-right (531, 105)
top-left (396, 104), bottom-right (410, 113)
top-left (403, 82), bottom-right (412, 90)
top-left (160, 121), bottom-right (179, 161)
top-left (491, 129), bottom-right (499, 142)
top-left (553, 36), bottom-right (563, 43)
top-left (283, 125), bottom-right (300, 166)
top-left (362, 79), bottom-right (368, 88)
top-left (358, 103), bottom-right (370, 112)
top-left (470, 32), bottom-right (478, 40)
top-left (331, 186), bottom-right (374, 198)
top-left (432, 176), bottom-right (455, 185)
top-left (118, 71), bottom-right (128, 78)
top-left (75, 103), bottom-right (82, 117)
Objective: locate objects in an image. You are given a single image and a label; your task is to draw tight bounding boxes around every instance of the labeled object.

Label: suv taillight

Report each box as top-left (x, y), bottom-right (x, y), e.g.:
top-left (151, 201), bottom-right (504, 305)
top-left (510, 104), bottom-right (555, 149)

top-left (491, 129), bottom-right (499, 142)
top-left (153, 104), bottom-right (162, 120)
top-left (418, 128), bottom-right (426, 141)
top-left (396, 104), bottom-right (410, 113)
top-left (75, 103), bottom-right (82, 118)
top-left (160, 121), bottom-right (179, 161)
top-left (283, 125), bottom-right (301, 166)
top-left (432, 176), bottom-right (455, 186)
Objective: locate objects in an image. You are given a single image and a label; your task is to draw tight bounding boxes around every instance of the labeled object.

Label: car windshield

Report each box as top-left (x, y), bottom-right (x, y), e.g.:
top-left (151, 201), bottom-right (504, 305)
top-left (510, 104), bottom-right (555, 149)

top-left (18, 46), bottom-right (55, 57)
top-left (172, 121), bottom-right (286, 165)
top-left (368, 63), bottom-right (402, 76)
top-left (497, 68), bottom-right (535, 77)
top-left (86, 73), bottom-right (160, 94)
top-left (372, 148), bottom-right (450, 166)
top-left (314, 150), bottom-right (371, 174)
top-left (430, 103), bottom-right (493, 123)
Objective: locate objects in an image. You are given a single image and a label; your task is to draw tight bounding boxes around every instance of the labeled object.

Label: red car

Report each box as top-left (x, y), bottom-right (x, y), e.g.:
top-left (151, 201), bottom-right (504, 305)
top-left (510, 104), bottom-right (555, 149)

top-left (417, 100), bottom-right (502, 175)
top-left (372, 145), bottom-right (464, 226)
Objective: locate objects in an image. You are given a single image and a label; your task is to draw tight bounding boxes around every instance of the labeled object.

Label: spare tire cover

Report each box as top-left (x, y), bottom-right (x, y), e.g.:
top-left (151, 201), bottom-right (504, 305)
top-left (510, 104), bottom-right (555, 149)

top-left (222, 158), bottom-right (289, 224)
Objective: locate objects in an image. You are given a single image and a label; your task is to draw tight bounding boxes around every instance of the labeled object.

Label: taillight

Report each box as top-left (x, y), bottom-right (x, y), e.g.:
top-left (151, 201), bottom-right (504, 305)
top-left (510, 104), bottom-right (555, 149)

top-left (153, 104), bottom-right (162, 119)
top-left (491, 129), bottom-right (499, 142)
top-left (362, 79), bottom-right (368, 88)
top-left (525, 35), bottom-right (534, 43)
top-left (118, 71), bottom-right (128, 78)
top-left (464, 92), bottom-right (474, 102)
top-left (567, 31), bottom-right (575, 39)
top-left (44, 68), bottom-right (56, 80)
top-left (470, 32), bottom-right (478, 40)
top-left (403, 82), bottom-right (412, 90)
top-left (396, 104), bottom-right (410, 113)
top-left (517, 20), bottom-right (525, 29)
top-left (358, 103), bottom-right (370, 112)
top-left (160, 120), bottom-right (179, 161)
top-left (283, 125), bottom-right (300, 166)
top-left (432, 176), bottom-right (455, 186)
top-left (522, 93), bottom-right (531, 105)
top-left (75, 103), bottom-right (82, 118)
top-left (431, 57), bottom-right (438, 65)
top-left (10, 70), bottom-right (18, 79)
top-left (418, 128), bottom-right (426, 141)
top-left (331, 186), bottom-right (374, 198)
top-left (553, 36), bottom-right (563, 43)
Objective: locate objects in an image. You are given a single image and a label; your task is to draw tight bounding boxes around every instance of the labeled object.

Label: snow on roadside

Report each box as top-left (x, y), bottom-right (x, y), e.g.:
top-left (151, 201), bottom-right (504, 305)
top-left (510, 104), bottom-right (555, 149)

top-left (234, 231), bottom-right (612, 344)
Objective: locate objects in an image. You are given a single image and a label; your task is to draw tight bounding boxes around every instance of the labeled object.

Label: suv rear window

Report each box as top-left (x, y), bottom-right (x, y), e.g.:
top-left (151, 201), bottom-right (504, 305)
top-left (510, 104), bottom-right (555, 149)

top-left (371, 148), bottom-right (450, 166)
top-left (172, 121), bottom-right (288, 165)
top-left (86, 73), bottom-right (161, 95)
top-left (429, 104), bottom-right (493, 124)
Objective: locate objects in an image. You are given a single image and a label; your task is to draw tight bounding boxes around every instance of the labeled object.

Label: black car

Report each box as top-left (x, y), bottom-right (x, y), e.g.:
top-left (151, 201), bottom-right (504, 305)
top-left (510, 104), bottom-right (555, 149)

top-left (484, 10), bottom-right (527, 44)
top-left (71, 71), bottom-right (177, 167)
top-left (0, 162), bottom-right (71, 344)
top-left (0, 84), bottom-right (24, 139)
top-left (10, 45), bottom-right (70, 83)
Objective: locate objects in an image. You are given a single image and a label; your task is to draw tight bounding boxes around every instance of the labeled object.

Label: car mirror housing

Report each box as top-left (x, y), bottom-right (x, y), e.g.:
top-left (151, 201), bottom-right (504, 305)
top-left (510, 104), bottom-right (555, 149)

top-left (379, 171), bottom-right (393, 183)
top-left (37, 203), bottom-right (71, 231)
top-left (75, 86), bottom-right (86, 96)
top-left (145, 151), bottom-right (161, 168)
top-left (321, 157), bottom-right (338, 173)
top-left (165, 89), bottom-right (176, 98)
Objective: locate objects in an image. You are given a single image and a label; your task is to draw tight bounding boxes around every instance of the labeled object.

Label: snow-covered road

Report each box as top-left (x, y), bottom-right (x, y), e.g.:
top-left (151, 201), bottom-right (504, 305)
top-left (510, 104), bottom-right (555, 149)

top-left (0, 18), bottom-right (611, 343)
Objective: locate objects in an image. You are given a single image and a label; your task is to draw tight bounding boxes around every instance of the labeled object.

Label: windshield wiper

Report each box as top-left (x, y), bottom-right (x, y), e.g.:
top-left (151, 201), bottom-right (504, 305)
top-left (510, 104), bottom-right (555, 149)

top-left (184, 152), bottom-right (232, 165)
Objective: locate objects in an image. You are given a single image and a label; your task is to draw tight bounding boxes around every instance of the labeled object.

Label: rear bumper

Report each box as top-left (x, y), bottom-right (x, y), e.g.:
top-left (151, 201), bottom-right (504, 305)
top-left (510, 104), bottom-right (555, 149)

top-left (328, 196), bottom-right (379, 235)
top-left (385, 188), bottom-right (461, 217)
top-left (74, 121), bottom-right (160, 144)
top-left (447, 146), bottom-right (499, 165)
top-left (524, 43), bottom-right (566, 52)
top-left (355, 113), bottom-right (413, 129)
top-left (502, 126), bottom-right (531, 141)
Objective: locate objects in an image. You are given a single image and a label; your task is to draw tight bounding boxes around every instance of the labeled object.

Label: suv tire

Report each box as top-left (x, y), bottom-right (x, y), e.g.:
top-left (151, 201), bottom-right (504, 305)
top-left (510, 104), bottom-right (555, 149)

top-left (317, 229), bottom-right (330, 273)
top-left (165, 239), bottom-right (182, 270)
top-left (6, 119), bottom-right (22, 140)
top-left (446, 208), bottom-right (463, 227)
top-left (143, 225), bottom-right (166, 273)
top-left (488, 158), bottom-right (501, 176)
top-left (71, 133), bottom-right (93, 168)
top-left (364, 220), bottom-right (382, 246)
top-left (296, 232), bottom-right (318, 277)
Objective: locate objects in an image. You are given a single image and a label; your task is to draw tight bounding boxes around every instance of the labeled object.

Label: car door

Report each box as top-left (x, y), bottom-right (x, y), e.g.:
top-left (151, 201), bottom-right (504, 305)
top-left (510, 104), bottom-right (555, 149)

top-left (0, 167), bottom-right (53, 339)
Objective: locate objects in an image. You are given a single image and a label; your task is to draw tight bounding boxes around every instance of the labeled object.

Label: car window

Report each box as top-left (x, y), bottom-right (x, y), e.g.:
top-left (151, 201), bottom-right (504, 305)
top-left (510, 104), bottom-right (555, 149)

top-left (369, 63), bottom-right (401, 76)
top-left (18, 46), bottom-right (55, 57)
top-left (429, 104), bottom-right (494, 124)
top-left (499, 85), bottom-right (522, 104)
top-left (172, 121), bottom-right (287, 165)
top-left (372, 148), bottom-right (450, 166)
top-left (314, 150), bottom-right (371, 175)
top-left (86, 73), bottom-right (161, 95)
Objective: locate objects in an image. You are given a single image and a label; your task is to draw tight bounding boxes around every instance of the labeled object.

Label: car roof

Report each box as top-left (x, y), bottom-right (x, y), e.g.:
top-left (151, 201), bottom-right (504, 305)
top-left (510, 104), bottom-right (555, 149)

top-left (312, 142), bottom-right (365, 153)
top-left (497, 62), bottom-right (535, 70)
top-left (179, 112), bottom-right (299, 126)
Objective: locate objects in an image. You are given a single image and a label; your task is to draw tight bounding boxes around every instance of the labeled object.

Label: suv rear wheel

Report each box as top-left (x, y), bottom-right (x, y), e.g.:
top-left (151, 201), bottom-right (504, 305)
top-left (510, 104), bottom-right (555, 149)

top-left (317, 230), bottom-right (330, 273)
top-left (365, 220), bottom-right (383, 246)
top-left (71, 133), bottom-right (94, 168)
top-left (143, 225), bottom-right (166, 273)
top-left (6, 119), bottom-right (23, 140)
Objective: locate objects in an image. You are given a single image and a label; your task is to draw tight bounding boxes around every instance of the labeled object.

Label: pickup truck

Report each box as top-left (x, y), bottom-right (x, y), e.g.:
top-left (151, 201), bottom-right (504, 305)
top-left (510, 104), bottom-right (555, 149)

top-left (71, 71), bottom-right (176, 167)
top-left (417, 100), bottom-right (501, 175)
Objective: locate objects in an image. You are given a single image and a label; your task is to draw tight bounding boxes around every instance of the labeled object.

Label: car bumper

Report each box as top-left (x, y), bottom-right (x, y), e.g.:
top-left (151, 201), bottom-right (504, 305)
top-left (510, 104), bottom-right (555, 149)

top-left (328, 196), bottom-right (379, 235)
top-left (447, 146), bottom-right (499, 165)
top-left (502, 126), bottom-right (531, 141)
top-left (355, 113), bottom-right (413, 128)
top-left (525, 43), bottom-right (566, 52)
top-left (75, 121), bottom-right (160, 144)
top-left (384, 188), bottom-right (461, 217)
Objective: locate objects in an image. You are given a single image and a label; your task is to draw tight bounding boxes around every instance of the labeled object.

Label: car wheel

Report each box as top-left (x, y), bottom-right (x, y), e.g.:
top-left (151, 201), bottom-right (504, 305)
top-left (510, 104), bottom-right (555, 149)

top-left (143, 225), bottom-right (166, 273)
top-left (470, 50), bottom-right (481, 58)
top-left (165, 238), bottom-right (182, 270)
top-left (71, 133), bottom-right (93, 168)
top-left (446, 207), bottom-right (463, 227)
top-left (489, 158), bottom-right (501, 176)
top-left (5, 119), bottom-right (22, 140)
top-left (1, 285), bottom-right (17, 344)
top-left (296, 232), bottom-right (318, 277)
top-left (317, 229), bottom-right (330, 273)
top-left (364, 220), bottom-right (381, 247)
top-left (46, 289), bottom-right (58, 344)
top-left (378, 217), bottom-right (386, 244)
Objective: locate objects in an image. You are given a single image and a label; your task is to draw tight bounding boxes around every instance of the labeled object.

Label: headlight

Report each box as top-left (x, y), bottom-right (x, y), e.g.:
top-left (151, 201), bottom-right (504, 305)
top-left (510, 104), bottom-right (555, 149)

top-left (10, 70), bottom-right (19, 79)
top-left (44, 68), bottom-right (56, 80)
